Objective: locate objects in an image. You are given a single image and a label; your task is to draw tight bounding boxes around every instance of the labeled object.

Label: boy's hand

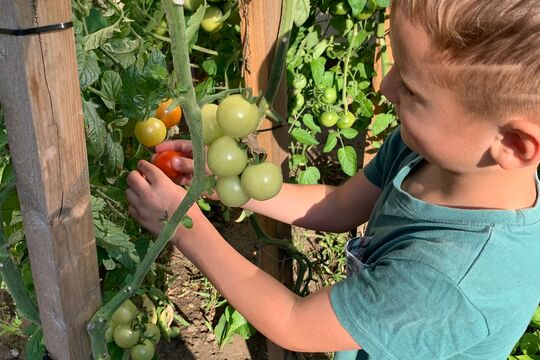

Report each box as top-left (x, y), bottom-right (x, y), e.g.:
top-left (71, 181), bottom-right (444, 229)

top-left (126, 160), bottom-right (199, 235)
top-left (154, 140), bottom-right (219, 201)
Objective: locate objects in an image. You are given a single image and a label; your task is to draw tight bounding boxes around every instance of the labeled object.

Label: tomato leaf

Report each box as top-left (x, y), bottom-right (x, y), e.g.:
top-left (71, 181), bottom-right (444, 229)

top-left (302, 114), bottom-right (321, 133)
top-left (25, 326), bottom-right (46, 360)
top-left (83, 22), bottom-right (120, 51)
top-left (340, 128), bottom-right (359, 139)
top-left (101, 38), bottom-right (140, 69)
top-left (82, 99), bottom-right (107, 159)
top-left (77, 47), bottom-right (100, 89)
top-left (104, 133), bottom-right (125, 175)
top-left (297, 166), bottom-right (321, 185)
top-left (291, 128), bottom-right (319, 146)
top-left (310, 58), bottom-right (326, 88)
top-left (186, 4), bottom-right (207, 45)
top-left (376, 0), bottom-right (391, 7)
top-left (323, 132), bottom-right (338, 153)
top-left (347, 0), bottom-right (368, 18)
top-left (371, 113), bottom-right (396, 136)
top-left (293, 0), bottom-right (310, 27)
top-left (101, 70), bottom-right (123, 110)
top-left (338, 146), bottom-right (357, 176)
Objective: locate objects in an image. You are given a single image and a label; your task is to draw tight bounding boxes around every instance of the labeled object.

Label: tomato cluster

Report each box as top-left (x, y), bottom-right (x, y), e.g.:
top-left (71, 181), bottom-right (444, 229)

top-left (203, 94), bottom-right (283, 207)
top-left (134, 99), bottom-right (182, 147)
top-left (106, 299), bottom-right (168, 360)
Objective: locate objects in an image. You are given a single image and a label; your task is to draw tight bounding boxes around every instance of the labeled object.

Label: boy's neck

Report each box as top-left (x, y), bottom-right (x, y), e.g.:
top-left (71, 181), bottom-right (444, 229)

top-left (402, 161), bottom-right (538, 210)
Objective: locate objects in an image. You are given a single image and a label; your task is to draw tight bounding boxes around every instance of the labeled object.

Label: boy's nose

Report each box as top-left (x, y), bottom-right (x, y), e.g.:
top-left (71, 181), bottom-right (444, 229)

top-left (380, 66), bottom-right (400, 105)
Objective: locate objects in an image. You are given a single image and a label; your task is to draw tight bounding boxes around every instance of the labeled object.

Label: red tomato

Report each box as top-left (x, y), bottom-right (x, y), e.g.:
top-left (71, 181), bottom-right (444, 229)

top-left (152, 150), bottom-right (184, 179)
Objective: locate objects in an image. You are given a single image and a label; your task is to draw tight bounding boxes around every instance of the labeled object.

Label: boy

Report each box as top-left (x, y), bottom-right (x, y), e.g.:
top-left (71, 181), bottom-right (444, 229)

top-left (125, 0), bottom-right (540, 358)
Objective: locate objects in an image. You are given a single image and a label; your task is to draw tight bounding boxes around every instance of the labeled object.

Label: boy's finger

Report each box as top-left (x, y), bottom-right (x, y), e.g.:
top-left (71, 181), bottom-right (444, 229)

top-left (126, 170), bottom-right (150, 192)
top-left (171, 156), bottom-right (194, 173)
top-left (137, 160), bottom-right (166, 185)
top-left (125, 188), bottom-right (140, 206)
top-left (155, 140), bottom-right (194, 156)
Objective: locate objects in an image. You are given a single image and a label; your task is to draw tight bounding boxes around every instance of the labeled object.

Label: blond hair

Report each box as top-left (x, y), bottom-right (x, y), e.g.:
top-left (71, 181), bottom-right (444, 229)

top-left (391, 0), bottom-right (540, 119)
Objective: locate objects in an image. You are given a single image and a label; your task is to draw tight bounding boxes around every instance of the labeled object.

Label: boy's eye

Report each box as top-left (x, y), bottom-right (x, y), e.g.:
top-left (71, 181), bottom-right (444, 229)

top-left (397, 80), bottom-right (415, 97)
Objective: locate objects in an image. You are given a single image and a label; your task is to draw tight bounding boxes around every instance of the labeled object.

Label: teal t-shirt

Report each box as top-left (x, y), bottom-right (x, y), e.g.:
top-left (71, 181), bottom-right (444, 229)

top-left (330, 128), bottom-right (540, 360)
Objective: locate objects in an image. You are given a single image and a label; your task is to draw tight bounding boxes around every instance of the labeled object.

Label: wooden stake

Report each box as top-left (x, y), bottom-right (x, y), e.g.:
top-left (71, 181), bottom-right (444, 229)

top-left (0, 1), bottom-right (101, 359)
top-left (239, 1), bottom-right (292, 359)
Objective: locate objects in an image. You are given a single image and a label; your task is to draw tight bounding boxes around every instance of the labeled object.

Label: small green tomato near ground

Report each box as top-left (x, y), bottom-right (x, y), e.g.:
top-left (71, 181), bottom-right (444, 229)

top-left (134, 117), bottom-right (167, 147)
top-left (201, 103), bottom-right (224, 145)
top-left (201, 6), bottom-right (225, 33)
top-left (207, 136), bottom-right (248, 177)
top-left (113, 324), bottom-right (140, 349)
top-left (240, 162), bottom-right (283, 201)
top-left (216, 176), bottom-right (251, 207)
top-left (130, 339), bottom-right (155, 360)
top-left (217, 94), bottom-right (259, 138)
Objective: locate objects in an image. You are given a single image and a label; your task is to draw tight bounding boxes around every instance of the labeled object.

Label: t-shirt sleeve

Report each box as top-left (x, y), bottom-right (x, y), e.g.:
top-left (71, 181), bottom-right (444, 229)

top-left (363, 127), bottom-right (410, 189)
top-left (330, 258), bottom-right (489, 360)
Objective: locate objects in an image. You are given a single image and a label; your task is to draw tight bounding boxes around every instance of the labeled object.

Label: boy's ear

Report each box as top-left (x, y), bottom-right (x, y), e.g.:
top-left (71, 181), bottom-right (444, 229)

top-left (491, 119), bottom-right (540, 170)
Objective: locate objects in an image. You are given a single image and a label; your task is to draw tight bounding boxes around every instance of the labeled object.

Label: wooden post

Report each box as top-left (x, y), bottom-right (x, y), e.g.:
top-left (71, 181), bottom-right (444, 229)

top-left (0, 1), bottom-right (102, 359)
top-left (239, 1), bottom-right (292, 359)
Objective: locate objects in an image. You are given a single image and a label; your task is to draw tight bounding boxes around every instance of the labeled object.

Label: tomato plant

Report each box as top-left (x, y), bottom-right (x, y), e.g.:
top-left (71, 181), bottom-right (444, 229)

top-left (152, 150), bottom-right (184, 179)
top-left (321, 87), bottom-right (338, 104)
top-left (337, 111), bottom-right (356, 129)
top-left (240, 162), bottom-right (283, 201)
top-left (319, 111), bottom-right (339, 127)
top-left (111, 300), bottom-right (138, 325)
top-left (134, 118), bottom-right (167, 147)
top-left (155, 99), bottom-right (182, 128)
top-left (216, 94), bottom-right (260, 138)
top-left (330, 1), bottom-right (350, 16)
top-left (207, 136), bottom-right (248, 177)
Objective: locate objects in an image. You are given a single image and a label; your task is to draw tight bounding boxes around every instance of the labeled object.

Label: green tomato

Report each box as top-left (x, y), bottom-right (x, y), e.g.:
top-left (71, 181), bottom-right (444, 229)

top-left (321, 87), bottom-right (338, 104)
top-left (240, 162), bottom-right (283, 201)
top-left (105, 322), bottom-right (116, 343)
top-left (134, 117), bottom-right (167, 147)
top-left (319, 111), bottom-right (339, 127)
top-left (291, 93), bottom-right (305, 113)
top-left (207, 136), bottom-right (248, 177)
top-left (292, 74), bottom-right (307, 90)
top-left (170, 326), bottom-right (181, 338)
top-left (130, 339), bottom-right (155, 360)
top-left (216, 94), bottom-right (259, 138)
top-left (143, 323), bottom-right (161, 345)
top-left (201, 103), bottom-right (224, 145)
top-left (113, 324), bottom-right (140, 349)
top-left (201, 6), bottom-right (225, 33)
top-left (337, 111), bottom-right (356, 129)
top-left (184, 0), bottom-right (204, 11)
top-left (111, 299), bottom-right (138, 325)
top-left (330, 1), bottom-right (350, 15)
top-left (216, 176), bottom-right (250, 207)
top-left (153, 19), bottom-right (168, 36)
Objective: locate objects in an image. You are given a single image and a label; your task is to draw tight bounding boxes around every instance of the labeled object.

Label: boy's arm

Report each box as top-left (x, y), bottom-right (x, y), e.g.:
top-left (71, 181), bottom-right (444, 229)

top-left (175, 213), bottom-right (360, 352)
top-left (126, 161), bottom-right (362, 352)
top-left (243, 172), bottom-right (382, 233)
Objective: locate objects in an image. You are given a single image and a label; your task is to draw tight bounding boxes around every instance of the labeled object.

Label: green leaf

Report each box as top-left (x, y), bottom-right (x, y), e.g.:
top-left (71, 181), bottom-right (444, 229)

top-left (323, 132), bottom-right (338, 153)
top-left (530, 306), bottom-right (540, 329)
top-left (291, 128), bottom-right (319, 146)
top-left (348, 0), bottom-right (368, 18)
top-left (104, 134), bottom-right (124, 174)
top-left (302, 114), bottom-right (321, 133)
top-left (340, 128), bottom-right (359, 140)
top-left (310, 57), bottom-right (326, 88)
top-left (338, 146), bottom-right (357, 176)
top-left (77, 47), bottom-right (100, 89)
top-left (376, 0), bottom-right (390, 7)
top-left (312, 39), bottom-right (328, 59)
top-left (101, 70), bottom-right (123, 110)
top-left (101, 38), bottom-right (140, 69)
top-left (293, 0), bottom-right (310, 27)
top-left (83, 23), bottom-right (119, 51)
top-left (520, 332), bottom-right (540, 355)
top-left (202, 59), bottom-right (218, 76)
top-left (371, 113), bottom-right (395, 136)
top-left (82, 99), bottom-right (107, 159)
top-left (186, 4), bottom-right (208, 45)
top-left (297, 166), bottom-right (320, 185)
top-left (25, 326), bottom-right (46, 360)
top-left (291, 154), bottom-right (307, 167)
